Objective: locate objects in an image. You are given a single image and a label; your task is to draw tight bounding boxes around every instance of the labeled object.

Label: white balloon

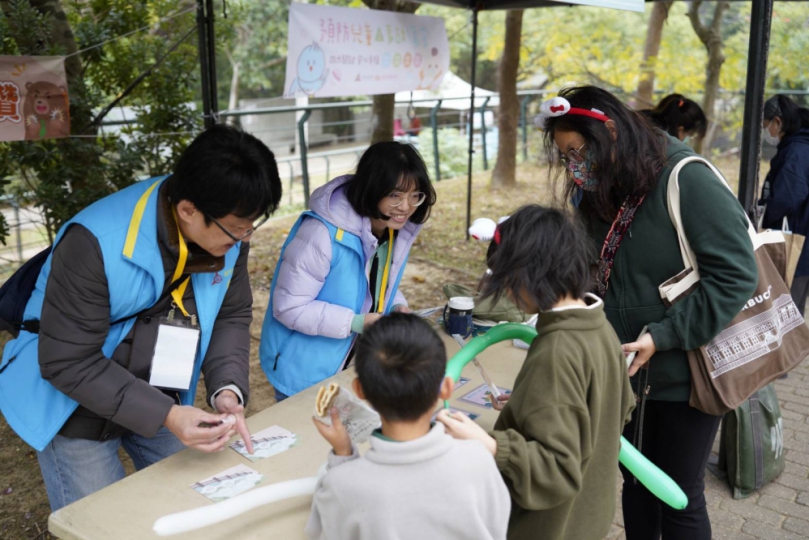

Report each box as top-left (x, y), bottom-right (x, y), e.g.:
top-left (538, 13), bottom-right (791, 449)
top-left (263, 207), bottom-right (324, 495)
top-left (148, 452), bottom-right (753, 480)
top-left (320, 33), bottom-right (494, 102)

top-left (154, 475), bottom-right (322, 536)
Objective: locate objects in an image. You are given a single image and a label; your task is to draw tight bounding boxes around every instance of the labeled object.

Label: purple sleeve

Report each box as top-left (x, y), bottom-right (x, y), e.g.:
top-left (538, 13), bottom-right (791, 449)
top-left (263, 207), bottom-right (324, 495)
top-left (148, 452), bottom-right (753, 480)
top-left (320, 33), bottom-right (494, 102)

top-left (272, 218), bottom-right (357, 339)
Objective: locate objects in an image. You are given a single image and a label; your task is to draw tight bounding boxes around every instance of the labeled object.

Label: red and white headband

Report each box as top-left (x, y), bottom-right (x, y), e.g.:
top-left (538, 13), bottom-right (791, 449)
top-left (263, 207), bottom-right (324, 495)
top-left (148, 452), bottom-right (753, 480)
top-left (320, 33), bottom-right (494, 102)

top-left (534, 97), bottom-right (611, 131)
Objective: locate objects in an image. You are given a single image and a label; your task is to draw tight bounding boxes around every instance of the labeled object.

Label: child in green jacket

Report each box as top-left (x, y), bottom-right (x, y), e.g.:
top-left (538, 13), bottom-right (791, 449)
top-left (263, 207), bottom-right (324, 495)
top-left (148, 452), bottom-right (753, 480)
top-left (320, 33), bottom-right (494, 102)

top-left (438, 205), bottom-right (635, 540)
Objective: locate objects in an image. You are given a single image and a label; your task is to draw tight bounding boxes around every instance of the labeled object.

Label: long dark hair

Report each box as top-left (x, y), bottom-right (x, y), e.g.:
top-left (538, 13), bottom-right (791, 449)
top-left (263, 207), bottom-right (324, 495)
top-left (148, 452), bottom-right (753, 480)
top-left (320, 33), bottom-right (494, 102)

top-left (764, 95), bottom-right (809, 138)
top-left (641, 93), bottom-right (708, 139)
top-left (542, 86), bottom-right (667, 222)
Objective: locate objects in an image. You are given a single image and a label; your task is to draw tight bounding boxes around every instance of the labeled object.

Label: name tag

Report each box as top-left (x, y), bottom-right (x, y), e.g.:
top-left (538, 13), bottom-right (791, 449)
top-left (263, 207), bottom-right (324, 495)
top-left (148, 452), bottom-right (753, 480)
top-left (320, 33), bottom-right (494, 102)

top-left (149, 319), bottom-right (200, 392)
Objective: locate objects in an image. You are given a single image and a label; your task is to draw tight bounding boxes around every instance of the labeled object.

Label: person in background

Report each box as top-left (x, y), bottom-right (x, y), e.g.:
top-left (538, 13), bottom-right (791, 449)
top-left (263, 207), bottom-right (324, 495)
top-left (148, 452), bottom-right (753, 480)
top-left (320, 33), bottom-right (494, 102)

top-left (538, 86), bottom-right (757, 540)
top-left (260, 141), bottom-right (436, 401)
top-left (759, 94), bottom-right (809, 314)
top-left (306, 313), bottom-right (510, 540)
top-left (640, 93), bottom-right (708, 145)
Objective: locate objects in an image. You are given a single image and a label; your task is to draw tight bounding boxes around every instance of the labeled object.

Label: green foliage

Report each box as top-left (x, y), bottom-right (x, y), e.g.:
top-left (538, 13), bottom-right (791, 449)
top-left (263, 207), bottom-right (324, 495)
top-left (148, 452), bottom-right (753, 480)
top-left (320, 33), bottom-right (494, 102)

top-left (217, 0), bottom-right (289, 105)
top-left (0, 0), bottom-right (201, 242)
top-left (418, 127), bottom-right (483, 181)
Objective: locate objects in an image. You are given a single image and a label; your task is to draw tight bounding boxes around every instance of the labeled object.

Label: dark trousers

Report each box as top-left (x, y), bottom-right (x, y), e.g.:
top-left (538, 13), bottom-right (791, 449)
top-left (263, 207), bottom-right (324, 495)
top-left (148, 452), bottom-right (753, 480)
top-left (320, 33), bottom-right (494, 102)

top-left (620, 400), bottom-right (721, 540)
top-left (790, 275), bottom-right (809, 316)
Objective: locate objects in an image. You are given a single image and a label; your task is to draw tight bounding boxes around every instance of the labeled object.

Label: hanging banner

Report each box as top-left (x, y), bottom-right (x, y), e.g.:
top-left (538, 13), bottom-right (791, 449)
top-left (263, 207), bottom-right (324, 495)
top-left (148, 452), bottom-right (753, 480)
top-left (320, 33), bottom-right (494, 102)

top-left (284, 4), bottom-right (449, 98)
top-left (0, 56), bottom-right (70, 142)
top-left (552, 0), bottom-right (644, 12)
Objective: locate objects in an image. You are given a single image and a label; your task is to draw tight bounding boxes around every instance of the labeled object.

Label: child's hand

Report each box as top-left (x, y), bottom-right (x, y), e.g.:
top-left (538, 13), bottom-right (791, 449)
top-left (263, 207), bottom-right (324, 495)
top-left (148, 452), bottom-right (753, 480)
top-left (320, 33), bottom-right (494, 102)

top-left (313, 408), bottom-right (353, 456)
top-left (436, 409), bottom-right (497, 455)
top-left (489, 393), bottom-right (510, 411)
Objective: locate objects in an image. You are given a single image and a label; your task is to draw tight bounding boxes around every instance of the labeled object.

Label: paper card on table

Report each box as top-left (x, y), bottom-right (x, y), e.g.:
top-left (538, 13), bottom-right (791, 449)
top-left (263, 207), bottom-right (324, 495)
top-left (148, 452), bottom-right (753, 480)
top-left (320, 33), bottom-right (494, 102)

top-left (432, 406), bottom-right (479, 422)
top-left (190, 464), bottom-right (263, 502)
top-left (459, 383), bottom-right (512, 409)
top-left (230, 425), bottom-right (297, 462)
top-left (453, 377), bottom-right (470, 391)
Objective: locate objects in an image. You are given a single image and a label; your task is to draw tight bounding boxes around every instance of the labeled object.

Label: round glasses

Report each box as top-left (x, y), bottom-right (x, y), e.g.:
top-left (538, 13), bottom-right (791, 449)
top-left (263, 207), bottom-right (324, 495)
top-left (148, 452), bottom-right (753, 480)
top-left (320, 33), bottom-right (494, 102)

top-left (386, 191), bottom-right (426, 208)
top-left (206, 212), bottom-right (270, 242)
top-left (558, 142), bottom-right (586, 167)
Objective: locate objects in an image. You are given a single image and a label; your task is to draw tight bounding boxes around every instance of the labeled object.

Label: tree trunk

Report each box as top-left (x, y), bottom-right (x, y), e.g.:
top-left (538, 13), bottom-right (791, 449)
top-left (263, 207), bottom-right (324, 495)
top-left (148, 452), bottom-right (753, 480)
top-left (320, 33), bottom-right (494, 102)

top-left (636, 2), bottom-right (672, 108)
top-left (491, 10), bottom-right (523, 188)
top-left (688, 0), bottom-right (729, 153)
top-left (370, 94), bottom-right (396, 143)
top-left (363, 0), bottom-right (419, 144)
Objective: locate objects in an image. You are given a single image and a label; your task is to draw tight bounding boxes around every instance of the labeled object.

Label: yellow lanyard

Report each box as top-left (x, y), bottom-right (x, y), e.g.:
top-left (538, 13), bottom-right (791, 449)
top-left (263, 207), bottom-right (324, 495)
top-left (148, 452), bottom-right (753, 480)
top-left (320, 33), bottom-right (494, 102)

top-left (170, 208), bottom-right (191, 318)
top-left (377, 228), bottom-right (394, 314)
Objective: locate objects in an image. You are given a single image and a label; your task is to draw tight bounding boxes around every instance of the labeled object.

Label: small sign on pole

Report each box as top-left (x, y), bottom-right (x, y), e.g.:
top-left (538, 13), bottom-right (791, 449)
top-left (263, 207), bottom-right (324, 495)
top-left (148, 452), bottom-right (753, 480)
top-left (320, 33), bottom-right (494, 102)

top-left (0, 56), bottom-right (70, 142)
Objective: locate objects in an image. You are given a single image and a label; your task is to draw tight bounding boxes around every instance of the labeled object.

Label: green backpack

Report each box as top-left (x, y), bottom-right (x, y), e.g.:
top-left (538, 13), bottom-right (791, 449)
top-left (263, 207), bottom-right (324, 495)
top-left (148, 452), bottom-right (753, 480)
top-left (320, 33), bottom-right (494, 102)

top-left (714, 383), bottom-right (785, 499)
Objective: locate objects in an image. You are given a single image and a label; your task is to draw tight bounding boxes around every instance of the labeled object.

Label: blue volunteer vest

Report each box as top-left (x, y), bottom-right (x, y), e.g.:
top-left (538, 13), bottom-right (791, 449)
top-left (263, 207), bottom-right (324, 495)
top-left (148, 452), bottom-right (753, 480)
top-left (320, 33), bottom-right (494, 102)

top-left (260, 212), bottom-right (407, 396)
top-left (0, 177), bottom-right (239, 451)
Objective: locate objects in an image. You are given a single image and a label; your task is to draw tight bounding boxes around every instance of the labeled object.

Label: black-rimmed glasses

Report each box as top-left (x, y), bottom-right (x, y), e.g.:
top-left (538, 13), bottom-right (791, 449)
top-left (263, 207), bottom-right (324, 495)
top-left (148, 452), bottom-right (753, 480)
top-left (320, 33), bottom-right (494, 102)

top-left (206, 212), bottom-right (270, 242)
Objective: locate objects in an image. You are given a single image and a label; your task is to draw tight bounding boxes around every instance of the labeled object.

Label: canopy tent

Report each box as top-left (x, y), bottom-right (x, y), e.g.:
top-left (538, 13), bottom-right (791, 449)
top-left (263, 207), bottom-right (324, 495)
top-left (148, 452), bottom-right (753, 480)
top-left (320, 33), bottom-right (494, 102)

top-left (395, 71), bottom-right (500, 110)
top-left (195, 0), bottom-right (780, 237)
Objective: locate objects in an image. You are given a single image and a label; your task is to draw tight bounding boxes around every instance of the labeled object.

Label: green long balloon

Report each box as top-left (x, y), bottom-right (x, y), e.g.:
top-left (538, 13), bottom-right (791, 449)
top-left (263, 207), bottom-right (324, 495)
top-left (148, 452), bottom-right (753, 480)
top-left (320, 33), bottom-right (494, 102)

top-left (446, 323), bottom-right (688, 511)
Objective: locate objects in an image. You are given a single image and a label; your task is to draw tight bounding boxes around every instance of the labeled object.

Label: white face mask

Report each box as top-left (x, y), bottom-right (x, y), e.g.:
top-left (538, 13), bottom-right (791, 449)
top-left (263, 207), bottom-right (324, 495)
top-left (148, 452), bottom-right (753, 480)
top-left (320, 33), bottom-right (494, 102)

top-left (762, 123), bottom-right (781, 146)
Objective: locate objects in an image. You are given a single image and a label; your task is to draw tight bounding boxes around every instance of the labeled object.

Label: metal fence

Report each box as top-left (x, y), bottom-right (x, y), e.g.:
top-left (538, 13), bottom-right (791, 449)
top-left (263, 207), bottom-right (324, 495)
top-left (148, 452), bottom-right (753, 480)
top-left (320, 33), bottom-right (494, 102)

top-left (0, 86), bottom-right (804, 280)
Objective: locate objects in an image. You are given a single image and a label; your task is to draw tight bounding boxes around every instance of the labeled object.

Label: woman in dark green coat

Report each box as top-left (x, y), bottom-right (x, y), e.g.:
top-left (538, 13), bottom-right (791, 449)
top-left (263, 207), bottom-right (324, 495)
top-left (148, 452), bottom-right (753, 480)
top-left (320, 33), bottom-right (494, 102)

top-left (537, 86), bottom-right (758, 540)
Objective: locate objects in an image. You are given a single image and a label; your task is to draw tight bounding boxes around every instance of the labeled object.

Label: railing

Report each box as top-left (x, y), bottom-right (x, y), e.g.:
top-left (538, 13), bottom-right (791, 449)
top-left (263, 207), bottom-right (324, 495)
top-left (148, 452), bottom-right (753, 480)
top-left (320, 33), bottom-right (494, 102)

top-left (0, 86), bottom-right (803, 280)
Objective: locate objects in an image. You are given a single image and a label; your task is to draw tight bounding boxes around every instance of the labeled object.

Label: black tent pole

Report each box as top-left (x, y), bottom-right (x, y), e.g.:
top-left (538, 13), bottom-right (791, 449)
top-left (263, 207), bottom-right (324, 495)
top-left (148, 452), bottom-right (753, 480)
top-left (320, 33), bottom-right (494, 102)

top-left (737, 0), bottom-right (773, 215)
top-left (205, 0), bottom-right (219, 125)
top-left (466, 6), bottom-right (479, 241)
top-left (196, 0), bottom-right (214, 129)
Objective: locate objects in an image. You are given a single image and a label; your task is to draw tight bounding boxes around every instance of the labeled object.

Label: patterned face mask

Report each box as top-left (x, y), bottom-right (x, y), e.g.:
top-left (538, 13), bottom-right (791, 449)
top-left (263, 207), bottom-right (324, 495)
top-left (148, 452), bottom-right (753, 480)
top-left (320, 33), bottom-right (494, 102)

top-left (567, 150), bottom-right (599, 191)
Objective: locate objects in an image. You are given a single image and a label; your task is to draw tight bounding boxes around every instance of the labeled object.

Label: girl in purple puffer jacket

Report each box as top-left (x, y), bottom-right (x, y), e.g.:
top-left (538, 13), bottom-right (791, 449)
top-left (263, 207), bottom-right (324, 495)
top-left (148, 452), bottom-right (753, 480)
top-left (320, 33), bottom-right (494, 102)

top-left (259, 142), bottom-right (436, 400)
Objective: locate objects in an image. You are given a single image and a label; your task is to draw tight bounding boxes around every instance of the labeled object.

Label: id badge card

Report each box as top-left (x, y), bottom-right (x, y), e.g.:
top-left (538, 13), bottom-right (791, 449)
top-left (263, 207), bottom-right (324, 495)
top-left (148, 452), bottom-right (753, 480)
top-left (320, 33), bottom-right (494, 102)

top-left (148, 317), bottom-right (200, 392)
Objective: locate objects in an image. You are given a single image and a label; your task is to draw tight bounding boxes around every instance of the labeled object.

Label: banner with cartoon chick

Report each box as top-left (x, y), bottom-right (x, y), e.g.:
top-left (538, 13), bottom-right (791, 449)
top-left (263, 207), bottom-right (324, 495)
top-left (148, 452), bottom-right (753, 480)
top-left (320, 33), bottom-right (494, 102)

top-left (284, 4), bottom-right (449, 99)
top-left (0, 56), bottom-right (70, 142)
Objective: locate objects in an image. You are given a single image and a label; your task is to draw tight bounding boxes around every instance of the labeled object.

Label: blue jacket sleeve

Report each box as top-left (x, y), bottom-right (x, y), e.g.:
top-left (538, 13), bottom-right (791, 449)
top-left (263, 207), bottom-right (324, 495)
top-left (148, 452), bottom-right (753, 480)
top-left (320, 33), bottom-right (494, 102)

top-left (763, 146), bottom-right (809, 225)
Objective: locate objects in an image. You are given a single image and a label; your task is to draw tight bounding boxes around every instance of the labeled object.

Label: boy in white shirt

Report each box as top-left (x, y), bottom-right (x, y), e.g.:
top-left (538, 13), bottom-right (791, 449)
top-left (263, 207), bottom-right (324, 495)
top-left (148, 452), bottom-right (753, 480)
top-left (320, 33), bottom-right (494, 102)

top-left (305, 313), bottom-right (510, 540)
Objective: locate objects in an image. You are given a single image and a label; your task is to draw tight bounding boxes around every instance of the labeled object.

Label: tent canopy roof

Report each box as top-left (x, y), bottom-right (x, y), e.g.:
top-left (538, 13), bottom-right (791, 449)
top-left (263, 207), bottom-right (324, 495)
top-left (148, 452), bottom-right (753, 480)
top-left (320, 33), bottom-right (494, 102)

top-left (414, 0), bottom-right (791, 10)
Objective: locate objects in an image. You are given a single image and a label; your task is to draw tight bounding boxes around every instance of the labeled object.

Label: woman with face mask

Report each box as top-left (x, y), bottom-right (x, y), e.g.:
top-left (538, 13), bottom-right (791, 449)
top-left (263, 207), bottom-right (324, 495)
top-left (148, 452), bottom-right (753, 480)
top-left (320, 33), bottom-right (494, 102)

top-left (537, 86), bottom-right (758, 540)
top-left (759, 95), bottom-right (809, 313)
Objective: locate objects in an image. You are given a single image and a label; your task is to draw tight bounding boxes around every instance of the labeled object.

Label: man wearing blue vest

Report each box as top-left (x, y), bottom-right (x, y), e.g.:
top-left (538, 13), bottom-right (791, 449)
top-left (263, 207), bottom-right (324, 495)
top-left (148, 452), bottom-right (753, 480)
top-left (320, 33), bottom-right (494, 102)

top-left (0, 125), bottom-right (282, 511)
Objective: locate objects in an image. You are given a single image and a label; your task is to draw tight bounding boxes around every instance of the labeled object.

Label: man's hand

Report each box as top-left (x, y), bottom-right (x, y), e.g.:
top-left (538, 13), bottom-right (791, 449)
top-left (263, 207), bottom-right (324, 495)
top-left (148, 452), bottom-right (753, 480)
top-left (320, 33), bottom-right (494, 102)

top-left (393, 305), bottom-right (411, 314)
top-left (214, 389), bottom-right (253, 455)
top-left (624, 333), bottom-right (657, 377)
top-left (436, 409), bottom-right (497, 455)
top-left (164, 405), bottom-right (235, 452)
top-left (312, 408), bottom-right (352, 456)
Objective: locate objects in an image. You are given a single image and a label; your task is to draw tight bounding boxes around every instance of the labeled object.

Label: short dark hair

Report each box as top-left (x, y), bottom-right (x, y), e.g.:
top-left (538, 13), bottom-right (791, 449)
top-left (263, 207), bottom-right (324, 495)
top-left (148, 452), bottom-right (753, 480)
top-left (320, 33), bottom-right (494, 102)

top-left (641, 93), bottom-right (708, 139)
top-left (344, 141), bottom-right (436, 224)
top-left (764, 94), bottom-right (809, 138)
top-left (542, 85), bottom-right (667, 223)
top-left (354, 313), bottom-right (446, 422)
top-left (167, 124), bottom-right (282, 221)
top-left (482, 205), bottom-right (593, 312)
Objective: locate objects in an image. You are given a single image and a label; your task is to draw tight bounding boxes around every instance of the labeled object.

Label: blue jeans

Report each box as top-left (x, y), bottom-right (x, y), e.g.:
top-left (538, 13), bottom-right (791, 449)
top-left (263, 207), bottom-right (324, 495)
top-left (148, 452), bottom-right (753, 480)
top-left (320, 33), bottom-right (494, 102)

top-left (274, 388), bottom-right (289, 402)
top-left (36, 426), bottom-right (185, 511)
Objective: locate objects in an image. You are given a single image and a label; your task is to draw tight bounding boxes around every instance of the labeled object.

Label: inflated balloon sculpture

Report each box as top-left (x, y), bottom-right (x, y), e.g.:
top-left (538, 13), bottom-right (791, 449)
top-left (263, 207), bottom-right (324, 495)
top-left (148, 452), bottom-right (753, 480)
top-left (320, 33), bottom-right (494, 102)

top-left (446, 323), bottom-right (688, 511)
